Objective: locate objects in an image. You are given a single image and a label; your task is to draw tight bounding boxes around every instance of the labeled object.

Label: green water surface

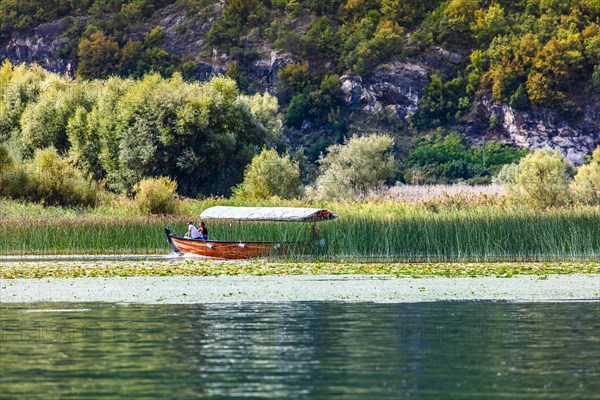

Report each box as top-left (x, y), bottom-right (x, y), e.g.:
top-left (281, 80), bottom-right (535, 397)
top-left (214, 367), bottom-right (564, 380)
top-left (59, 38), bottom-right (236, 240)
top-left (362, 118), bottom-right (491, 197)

top-left (1, 301), bottom-right (598, 399)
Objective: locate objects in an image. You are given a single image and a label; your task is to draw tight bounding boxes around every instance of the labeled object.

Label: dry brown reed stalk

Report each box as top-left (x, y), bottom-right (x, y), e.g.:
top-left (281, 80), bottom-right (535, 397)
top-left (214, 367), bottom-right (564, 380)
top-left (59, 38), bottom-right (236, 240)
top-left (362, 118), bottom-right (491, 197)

top-left (359, 184), bottom-right (506, 205)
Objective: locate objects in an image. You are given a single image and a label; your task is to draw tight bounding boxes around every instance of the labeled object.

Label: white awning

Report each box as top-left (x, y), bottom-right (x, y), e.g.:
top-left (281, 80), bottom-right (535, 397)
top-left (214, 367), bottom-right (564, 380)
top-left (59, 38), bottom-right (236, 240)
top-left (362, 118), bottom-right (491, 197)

top-left (199, 206), bottom-right (336, 222)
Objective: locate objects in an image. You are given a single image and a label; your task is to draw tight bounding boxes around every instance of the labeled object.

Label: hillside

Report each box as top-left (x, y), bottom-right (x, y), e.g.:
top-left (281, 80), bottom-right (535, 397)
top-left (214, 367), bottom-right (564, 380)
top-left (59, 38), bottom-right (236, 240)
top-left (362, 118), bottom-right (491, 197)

top-left (1, 0), bottom-right (599, 169)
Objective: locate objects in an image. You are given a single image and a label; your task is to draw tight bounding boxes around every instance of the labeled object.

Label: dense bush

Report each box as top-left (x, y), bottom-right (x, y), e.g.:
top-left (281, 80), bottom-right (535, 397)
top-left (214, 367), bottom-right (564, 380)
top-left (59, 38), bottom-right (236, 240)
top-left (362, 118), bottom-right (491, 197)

top-left (0, 146), bottom-right (98, 207)
top-left (233, 148), bottom-right (304, 200)
top-left (77, 31), bottom-right (120, 79)
top-left (405, 133), bottom-right (527, 184)
top-left (315, 134), bottom-right (397, 200)
top-left (571, 147), bottom-right (600, 205)
top-left (133, 176), bottom-right (179, 215)
top-left (411, 75), bottom-right (469, 129)
top-left (514, 149), bottom-right (571, 209)
top-left (2, 64), bottom-right (282, 197)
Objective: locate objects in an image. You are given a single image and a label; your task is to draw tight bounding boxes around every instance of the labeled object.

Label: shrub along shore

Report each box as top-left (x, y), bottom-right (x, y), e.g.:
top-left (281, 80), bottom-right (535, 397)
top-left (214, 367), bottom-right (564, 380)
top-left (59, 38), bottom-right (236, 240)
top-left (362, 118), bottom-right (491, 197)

top-left (1, 198), bottom-right (598, 262)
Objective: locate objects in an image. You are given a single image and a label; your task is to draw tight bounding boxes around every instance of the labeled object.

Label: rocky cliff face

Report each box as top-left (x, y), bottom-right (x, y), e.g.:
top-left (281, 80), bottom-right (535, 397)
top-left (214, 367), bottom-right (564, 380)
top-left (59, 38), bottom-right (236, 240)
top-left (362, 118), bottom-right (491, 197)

top-left (483, 98), bottom-right (600, 165)
top-left (3, 17), bottom-right (82, 75)
top-left (2, 6), bottom-right (598, 164)
top-left (341, 61), bottom-right (428, 120)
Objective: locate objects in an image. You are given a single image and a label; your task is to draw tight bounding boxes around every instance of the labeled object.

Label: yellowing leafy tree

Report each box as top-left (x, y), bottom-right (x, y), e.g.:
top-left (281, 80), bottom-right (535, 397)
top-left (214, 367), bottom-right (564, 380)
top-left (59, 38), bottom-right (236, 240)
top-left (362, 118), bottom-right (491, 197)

top-left (571, 147), bottom-right (600, 205)
top-left (514, 149), bottom-right (571, 208)
top-left (77, 31), bottom-right (120, 79)
top-left (316, 134), bottom-right (397, 200)
top-left (526, 30), bottom-right (585, 107)
top-left (473, 2), bottom-right (508, 46)
top-left (233, 148), bottom-right (304, 200)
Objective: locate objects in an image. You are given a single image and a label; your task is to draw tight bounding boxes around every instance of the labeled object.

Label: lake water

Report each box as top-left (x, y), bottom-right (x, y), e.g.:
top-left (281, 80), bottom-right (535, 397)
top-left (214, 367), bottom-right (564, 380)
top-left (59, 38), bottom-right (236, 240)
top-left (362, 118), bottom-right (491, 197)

top-left (1, 301), bottom-right (598, 399)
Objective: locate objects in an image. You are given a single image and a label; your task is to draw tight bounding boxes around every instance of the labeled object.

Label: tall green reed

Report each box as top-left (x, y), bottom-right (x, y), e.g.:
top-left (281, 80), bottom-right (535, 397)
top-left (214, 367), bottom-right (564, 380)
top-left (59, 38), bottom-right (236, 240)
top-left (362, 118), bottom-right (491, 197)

top-left (1, 207), bottom-right (598, 262)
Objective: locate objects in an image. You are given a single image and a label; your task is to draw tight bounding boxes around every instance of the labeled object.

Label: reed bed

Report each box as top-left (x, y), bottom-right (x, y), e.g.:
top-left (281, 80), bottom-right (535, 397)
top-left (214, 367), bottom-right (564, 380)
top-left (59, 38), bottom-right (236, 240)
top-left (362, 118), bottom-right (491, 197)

top-left (366, 184), bottom-right (506, 204)
top-left (1, 205), bottom-right (598, 262)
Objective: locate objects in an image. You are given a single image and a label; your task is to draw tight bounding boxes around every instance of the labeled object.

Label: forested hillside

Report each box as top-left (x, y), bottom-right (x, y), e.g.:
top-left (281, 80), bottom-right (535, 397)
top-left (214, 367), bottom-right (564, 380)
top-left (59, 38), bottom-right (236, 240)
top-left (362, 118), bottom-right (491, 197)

top-left (1, 0), bottom-right (599, 194)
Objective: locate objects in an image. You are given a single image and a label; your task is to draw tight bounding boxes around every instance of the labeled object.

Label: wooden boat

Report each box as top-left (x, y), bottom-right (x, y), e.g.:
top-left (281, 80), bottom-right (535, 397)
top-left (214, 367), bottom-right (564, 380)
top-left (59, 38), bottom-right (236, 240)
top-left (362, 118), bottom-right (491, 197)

top-left (165, 206), bottom-right (336, 259)
top-left (165, 229), bottom-right (288, 259)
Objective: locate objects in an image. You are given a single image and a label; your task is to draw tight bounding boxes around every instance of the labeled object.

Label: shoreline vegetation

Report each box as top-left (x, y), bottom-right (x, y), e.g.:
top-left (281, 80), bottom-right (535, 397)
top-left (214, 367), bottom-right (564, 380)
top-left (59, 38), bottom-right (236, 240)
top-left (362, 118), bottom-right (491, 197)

top-left (0, 260), bottom-right (598, 279)
top-left (1, 195), bottom-right (599, 262)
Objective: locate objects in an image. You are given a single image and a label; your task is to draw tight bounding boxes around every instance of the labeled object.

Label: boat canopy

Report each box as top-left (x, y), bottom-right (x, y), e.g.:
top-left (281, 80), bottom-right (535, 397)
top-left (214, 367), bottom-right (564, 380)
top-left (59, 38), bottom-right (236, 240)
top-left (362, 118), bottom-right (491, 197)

top-left (200, 206), bottom-right (336, 222)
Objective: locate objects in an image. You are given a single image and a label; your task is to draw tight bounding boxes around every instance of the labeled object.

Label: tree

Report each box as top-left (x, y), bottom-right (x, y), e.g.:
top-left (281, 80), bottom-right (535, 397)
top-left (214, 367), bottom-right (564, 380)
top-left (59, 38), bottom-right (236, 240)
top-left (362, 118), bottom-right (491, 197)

top-left (509, 84), bottom-right (529, 110)
top-left (526, 32), bottom-right (585, 108)
top-left (437, 0), bottom-right (479, 45)
top-left (315, 134), bottom-right (397, 200)
top-left (412, 75), bottom-right (468, 129)
top-left (381, 0), bottom-right (438, 26)
top-left (514, 149), bottom-right (571, 208)
top-left (473, 3), bottom-right (508, 46)
top-left (277, 62), bottom-right (312, 102)
top-left (67, 106), bottom-right (102, 178)
top-left (570, 147), bottom-right (600, 205)
top-left (0, 143), bottom-right (13, 172)
top-left (77, 31), bottom-right (120, 79)
top-left (233, 148), bottom-right (304, 200)
top-left (285, 92), bottom-right (310, 129)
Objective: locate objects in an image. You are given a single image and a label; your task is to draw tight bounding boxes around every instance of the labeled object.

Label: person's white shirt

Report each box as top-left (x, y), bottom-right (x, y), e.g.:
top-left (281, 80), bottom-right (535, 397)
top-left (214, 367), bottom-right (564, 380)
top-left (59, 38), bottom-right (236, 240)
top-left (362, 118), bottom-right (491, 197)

top-left (188, 224), bottom-right (201, 239)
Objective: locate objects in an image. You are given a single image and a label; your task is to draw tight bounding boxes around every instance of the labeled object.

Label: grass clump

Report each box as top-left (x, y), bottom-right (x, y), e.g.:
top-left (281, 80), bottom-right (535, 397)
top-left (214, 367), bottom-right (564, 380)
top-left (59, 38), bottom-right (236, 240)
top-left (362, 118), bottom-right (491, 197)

top-left (133, 177), bottom-right (180, 215)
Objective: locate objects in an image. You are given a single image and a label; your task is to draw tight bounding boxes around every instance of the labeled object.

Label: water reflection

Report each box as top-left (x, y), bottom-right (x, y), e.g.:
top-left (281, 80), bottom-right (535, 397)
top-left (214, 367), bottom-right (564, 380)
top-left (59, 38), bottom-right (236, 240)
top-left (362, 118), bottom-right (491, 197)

top-left (1, 302), bottom-right (598, 399)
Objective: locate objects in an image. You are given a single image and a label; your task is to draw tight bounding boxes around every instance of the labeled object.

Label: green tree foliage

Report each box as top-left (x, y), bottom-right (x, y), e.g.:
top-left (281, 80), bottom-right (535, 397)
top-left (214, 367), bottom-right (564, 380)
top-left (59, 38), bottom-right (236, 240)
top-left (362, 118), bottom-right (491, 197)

top-left (0, 62), bottom-right (47, 143)
top-left (133, 176), bottom-right (180, 215)
top-left (285, 93), bottom-right (310, 129)
top-left (315, 134), bottom-right (397, 200)
top-left (0, 146), bottom-right (98, 207)
top-left (570, 147), bottom-right (600, 205)
top-left (77, 31), bottom-right (121, 79)
top-left (405, 133), bottom-right (527, 184)
top-left (0, 143), bottom-right (13, 172)
top-left (509, 83), bottom-right (529, 110)
top-left (434, 0), bottom-right (479, 46)
top-left (302, 16), bottom-right (341, 58)
top-left (3, 65), bottom-right (282, 197)
top-left (233, 148), bottom-right (304, 200)
top-left (411, 75), bottom-right (469, 129)
top-left (0, 0), bottom-right (90, 40)
top-left (341, 19), bottom-right (404, 76)
top-left (29, 147), bottom-right (98, 207)
top-left (514, 149), bottom-right (571, 208)
top-left (19, 77), bottom-right (95, 156)
top-left (473, 2), bottom-right (508, 46)
top-left (279, 65), bottom-right (343, 129)
top-left (381, 0), bottom-right (440, 27)
top-left (277, 62), bottom-right (313, 102)
top-left (473, 1), bottom-right (599, 111)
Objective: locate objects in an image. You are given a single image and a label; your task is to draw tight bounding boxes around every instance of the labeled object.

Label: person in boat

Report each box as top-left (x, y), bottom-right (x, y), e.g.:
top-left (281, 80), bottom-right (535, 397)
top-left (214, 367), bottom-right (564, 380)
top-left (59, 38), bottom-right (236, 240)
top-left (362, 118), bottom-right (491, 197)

top-left (199, 221), bottom-right (209, 240)
top-left (185, 221), bottom-right (202, 240)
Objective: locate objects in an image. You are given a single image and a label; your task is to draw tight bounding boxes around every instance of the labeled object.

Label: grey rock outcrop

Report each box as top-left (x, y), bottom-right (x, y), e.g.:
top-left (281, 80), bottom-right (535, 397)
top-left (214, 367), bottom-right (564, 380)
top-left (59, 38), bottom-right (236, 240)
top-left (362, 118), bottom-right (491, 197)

top-left (245, 51), bottom-right (294, 93)
top-left (2, 17), bottom-right (83, 74)
top-left (341, 61), bottom-right (429, 120)
top-left (431, 46), bottom-right (463, 65)
top-left (479, 96), bottom-right (600, 165)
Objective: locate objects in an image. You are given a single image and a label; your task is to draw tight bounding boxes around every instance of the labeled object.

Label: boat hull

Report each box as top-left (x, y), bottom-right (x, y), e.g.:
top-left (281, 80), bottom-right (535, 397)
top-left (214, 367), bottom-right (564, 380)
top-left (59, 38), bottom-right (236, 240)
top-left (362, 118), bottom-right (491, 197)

top-left (165, 229), bottom-right (286, 259)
